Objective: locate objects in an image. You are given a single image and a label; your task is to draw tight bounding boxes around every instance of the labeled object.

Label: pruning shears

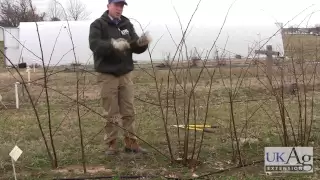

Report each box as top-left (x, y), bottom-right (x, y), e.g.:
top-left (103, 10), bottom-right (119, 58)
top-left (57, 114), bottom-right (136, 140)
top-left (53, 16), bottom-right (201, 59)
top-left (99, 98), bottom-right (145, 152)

top-left (172, 124), bottom-right (219, 133)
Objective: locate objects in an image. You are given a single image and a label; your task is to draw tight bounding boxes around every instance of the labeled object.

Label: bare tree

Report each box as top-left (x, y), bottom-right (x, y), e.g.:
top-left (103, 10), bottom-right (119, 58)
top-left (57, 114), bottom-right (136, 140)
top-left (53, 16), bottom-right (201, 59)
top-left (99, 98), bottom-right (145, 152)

top-left (0, 0), bottom-right (45, 27)
top-left (66, 0), bottom-right (91, 21)
top-left (47, 0), bottom-right (64, 21)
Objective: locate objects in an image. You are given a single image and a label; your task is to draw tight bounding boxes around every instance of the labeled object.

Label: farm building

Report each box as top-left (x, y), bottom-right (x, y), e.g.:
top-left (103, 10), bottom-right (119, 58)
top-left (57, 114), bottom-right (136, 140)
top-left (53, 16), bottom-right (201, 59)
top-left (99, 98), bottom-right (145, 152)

top-left (1, 20), bottom-right (151, 68)
top-left (1, 21), bottom-right (94, 68)
top-left (0, 26), bottom-right (20, 67)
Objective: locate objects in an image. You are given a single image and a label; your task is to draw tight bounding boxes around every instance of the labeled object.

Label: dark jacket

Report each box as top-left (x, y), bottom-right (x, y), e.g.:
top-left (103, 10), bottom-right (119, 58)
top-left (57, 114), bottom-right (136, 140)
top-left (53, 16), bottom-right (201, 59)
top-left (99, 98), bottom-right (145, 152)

top-left (89, 10), bottom-right (148, 76)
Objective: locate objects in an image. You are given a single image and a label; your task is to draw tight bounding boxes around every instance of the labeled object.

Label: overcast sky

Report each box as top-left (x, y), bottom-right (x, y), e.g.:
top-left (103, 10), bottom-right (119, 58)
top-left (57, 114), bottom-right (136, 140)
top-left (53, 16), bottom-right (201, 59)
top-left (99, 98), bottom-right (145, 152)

top-left (31, 0), bottom-right (320, 27)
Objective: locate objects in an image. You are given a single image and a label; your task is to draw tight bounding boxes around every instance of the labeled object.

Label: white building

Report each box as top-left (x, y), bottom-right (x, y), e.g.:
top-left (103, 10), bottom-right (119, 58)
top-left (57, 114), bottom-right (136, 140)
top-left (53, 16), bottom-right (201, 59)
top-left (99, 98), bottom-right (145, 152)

top-left (0, 26), bottom-right (20, 67)
top-left (1, 20), bottom-right (285, 67)
top-left (1, 21), bottom-right (95, 67)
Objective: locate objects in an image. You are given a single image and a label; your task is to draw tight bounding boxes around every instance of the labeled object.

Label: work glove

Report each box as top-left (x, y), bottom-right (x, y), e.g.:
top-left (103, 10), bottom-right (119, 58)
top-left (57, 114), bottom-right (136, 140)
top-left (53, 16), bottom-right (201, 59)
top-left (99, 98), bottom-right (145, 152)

top-left (111, 38), bottom-right (130, 51)
top-left (136, 31), bottom-right (152, 47)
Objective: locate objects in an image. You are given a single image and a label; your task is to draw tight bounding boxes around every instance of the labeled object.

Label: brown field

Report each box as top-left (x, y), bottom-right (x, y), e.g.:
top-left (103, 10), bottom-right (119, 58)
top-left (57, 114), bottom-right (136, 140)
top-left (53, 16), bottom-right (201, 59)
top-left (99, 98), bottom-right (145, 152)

top-left (0, 62), bottom-right (320, 179)
top-left (283, 34), bottom-right (320, 61)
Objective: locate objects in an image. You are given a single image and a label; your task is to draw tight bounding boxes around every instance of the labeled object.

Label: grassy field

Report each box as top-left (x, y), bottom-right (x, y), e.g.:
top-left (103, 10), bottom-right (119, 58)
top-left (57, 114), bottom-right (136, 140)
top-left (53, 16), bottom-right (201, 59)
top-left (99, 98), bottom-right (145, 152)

top-left (0, 62), bottom-right (320, 179)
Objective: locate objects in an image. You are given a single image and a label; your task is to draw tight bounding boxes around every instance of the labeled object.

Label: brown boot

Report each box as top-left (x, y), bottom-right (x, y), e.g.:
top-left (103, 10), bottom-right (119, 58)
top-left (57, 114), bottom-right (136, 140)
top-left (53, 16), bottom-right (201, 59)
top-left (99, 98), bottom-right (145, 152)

top-left (105, 139), bottom-right (118, 155)
top-left (124, 137), bottom-right (148, 154)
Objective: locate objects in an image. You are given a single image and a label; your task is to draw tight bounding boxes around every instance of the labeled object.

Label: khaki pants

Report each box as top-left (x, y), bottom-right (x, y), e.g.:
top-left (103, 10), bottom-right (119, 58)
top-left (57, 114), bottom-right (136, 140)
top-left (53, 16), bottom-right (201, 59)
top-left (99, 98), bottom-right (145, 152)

top-left (97, 72), bottom-right (137, 145)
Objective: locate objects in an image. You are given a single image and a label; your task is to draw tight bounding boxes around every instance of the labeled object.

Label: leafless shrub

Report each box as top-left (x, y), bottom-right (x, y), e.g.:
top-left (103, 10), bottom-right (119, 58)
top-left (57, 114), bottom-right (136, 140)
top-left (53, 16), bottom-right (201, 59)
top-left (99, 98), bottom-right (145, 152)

top-left (65, 0), bottom-right (91, 21)
top-left (0, 0), bottom-right (45, 27)
top-left (46, 0), bottom-right (64, 21)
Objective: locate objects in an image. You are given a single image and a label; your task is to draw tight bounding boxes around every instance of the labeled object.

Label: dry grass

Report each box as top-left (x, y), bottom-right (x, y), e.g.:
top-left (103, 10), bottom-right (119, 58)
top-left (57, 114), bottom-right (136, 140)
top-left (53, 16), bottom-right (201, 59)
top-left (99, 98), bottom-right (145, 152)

top-left (0, 64), bottom-right (319, 180)
top-left (283, 34), bottom-right (320, 61)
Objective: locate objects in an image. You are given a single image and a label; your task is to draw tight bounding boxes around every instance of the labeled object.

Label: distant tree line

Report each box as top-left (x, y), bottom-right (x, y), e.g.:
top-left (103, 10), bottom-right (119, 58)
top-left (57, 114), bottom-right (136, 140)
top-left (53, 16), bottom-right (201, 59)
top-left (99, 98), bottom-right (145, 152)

top-left (0, 0), bottom-right (91, 27)
top-left (284, 26), bottom-right (320, 35)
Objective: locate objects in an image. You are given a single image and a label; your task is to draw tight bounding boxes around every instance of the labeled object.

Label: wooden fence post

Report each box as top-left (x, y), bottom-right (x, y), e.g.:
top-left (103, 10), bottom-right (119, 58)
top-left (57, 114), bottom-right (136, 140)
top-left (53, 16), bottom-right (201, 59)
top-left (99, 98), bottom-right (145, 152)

top-left (255, 45), bottom-right (280, 90)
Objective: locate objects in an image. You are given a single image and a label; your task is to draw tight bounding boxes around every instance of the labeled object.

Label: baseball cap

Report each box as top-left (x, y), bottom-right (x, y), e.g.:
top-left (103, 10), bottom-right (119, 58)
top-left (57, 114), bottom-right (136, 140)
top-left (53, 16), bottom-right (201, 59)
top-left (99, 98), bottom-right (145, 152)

top-left (108, 0), bottom-right (128, 5)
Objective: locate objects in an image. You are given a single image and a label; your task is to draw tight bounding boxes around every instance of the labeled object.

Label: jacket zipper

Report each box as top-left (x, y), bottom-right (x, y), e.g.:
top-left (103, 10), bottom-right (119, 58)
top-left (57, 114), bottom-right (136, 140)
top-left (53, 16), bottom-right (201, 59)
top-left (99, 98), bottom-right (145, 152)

top-left (116, 24), bottom-right (124, 64)
top-left (116, 24), bottom-right (122, 38)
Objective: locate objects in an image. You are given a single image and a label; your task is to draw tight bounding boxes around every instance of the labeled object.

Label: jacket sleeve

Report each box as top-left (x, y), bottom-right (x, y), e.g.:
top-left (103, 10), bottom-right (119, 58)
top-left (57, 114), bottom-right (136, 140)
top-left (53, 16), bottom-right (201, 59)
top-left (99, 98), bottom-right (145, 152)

top-left (89, 20), bottom-right (113, 56)
top-left (128, 22), bottom-right (149, 54)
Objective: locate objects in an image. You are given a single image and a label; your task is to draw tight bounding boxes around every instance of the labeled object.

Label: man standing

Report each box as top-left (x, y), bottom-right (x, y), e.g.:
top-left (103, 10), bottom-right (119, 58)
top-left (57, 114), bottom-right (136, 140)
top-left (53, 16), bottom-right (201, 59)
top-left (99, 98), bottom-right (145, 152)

top-left (89, 0), bottom-right (151, 155)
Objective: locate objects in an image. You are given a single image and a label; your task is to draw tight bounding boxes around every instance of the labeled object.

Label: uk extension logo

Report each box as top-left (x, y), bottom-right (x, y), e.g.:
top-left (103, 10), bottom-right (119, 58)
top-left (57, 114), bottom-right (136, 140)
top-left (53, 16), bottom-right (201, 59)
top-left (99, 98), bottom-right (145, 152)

top-left (264, 147), bottom-right (313, 173)
top-left (121, 29), bottom-right (129, 35)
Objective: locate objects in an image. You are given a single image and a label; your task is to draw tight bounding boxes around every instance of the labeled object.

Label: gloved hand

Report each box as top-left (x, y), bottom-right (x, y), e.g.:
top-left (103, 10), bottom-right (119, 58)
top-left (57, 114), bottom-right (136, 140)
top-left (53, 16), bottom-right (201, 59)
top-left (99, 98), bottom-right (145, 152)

top-left (136, 31), bottom-right (152, 47)
top-left (111, 38), bottom-right (130, 51)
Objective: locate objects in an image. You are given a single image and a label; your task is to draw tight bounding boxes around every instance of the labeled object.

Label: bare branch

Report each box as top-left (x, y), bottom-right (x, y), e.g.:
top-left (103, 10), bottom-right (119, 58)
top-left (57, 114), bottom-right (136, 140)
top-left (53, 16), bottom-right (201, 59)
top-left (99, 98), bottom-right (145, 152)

top-left (66, 0), bottom-right (91, 21)
top-left (47, 0), bottom-right (64, 21)
top-left (0, 0), bottom-right (45, 27)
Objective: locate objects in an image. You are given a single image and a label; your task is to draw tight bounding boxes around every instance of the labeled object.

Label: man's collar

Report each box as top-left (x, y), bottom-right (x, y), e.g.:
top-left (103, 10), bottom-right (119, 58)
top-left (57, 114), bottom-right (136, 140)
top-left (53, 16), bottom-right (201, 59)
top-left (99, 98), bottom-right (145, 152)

top-left (108, 14), bottom-right (121, 25)
top-left (101, 10), bottom-right (129, 26)
top-left (108, 14), bottom-right (121, 21)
